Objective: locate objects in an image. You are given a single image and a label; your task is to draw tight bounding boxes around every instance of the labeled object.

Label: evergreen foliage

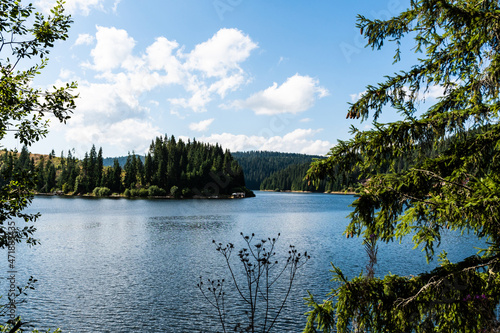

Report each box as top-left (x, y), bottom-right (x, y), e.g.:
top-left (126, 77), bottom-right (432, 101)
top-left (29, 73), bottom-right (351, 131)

top-left (232, 151), bottom-right (323, 190)
top-left (260, 162), bottom-right (359, 193)
top-left (305, 1), bottom-right (500, 332)
top-left (2, 135), bottom-right (252, 198)
top-left (142, 135), bottom-right (248, 196)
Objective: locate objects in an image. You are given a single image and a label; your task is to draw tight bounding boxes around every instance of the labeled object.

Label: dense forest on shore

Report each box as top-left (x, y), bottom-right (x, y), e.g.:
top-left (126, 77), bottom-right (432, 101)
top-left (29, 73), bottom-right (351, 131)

top-left (232, 151), bottom-right (323, 190)
top-left (232, 151), bottom-right (358, 193)
top-left (100, 150), bottom-right (342, 193)
top-left (0, 135), bottom-right (252, 198)
top-left (2, 140), bottom-right (438, 198)
top-left (259, 161), bottom-right (357, 192)
top-left (233, 133), bottom-right (455, 193)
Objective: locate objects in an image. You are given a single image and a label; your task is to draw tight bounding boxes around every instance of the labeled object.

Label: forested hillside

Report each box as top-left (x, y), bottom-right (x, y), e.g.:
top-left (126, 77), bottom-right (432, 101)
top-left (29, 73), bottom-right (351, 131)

top-left (0, 135), bottom-right (252, 198)
top-left (259, 162), bottom-right (358, 192)
top-left (236, 141), bottom-right (440, 193)
top-left (232, 151), bottom-right (322, 189)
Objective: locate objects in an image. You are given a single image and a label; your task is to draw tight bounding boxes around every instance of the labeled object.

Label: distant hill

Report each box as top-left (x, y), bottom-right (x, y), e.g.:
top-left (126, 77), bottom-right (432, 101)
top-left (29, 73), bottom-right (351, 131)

top-left (259, 161), bottom-right (319, 192)
top-left (259, 161), bottom-right (360, 193)
top-left (103, 155), bottom-right (144, 167)
top-left (232, 151), bottom-right (323, 190)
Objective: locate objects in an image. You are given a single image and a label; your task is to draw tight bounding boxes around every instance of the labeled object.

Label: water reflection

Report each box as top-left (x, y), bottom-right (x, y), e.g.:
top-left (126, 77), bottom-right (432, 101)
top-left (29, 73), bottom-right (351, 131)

top-left (0, 192), bottom-right (484, 332)
top-left (148, 215), bottom-right (233, 231)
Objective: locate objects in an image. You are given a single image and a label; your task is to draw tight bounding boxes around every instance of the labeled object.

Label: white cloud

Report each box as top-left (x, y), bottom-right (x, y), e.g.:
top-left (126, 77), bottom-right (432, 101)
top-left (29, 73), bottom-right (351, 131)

top-left (423, 85), bottom-right (445, 99)
top-left (229, 74), bottom-right (328, 115)
top-left (208, 73), bottom-right (246, 98)
top-left (350, 91), bottom-right (366, 102)
top-left (66, 26), bottom-right (331, 155)
top-left (300, 118), bottom-right (312, 123)
top-left (170, 109), bottom-right (186, 119)
top-left (189, 119), bottom-right (214, 132)
top-left (74, 33), bottom-right (95, 46)
top-left (112, 0), bottom-right (121, 12)
top-left (169, 89), bottom-right (212, 113)
top-left (65, 118), bottom-right (161, 154)
top-left (185, 28), bottom-right (258, 78)
top-left (59, 69), bottom-right (74, 80)
top-left (145, 37), bottom-right (183, 84)
top-left (199, 128), bottom-right (332, 155)
top-left (60, 71), bottom-right (160, 153)
top-left (36, 0), bottom-right (108, 15)
top-left (79, 27), bottom-right (257, 114)
top-left (88, 26), bottom-right (136, 72)
top-left (107, 119), bottom-right (161, 150)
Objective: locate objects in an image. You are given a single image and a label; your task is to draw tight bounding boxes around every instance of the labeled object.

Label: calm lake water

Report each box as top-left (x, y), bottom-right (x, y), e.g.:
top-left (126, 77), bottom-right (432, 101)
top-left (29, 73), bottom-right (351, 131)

top-left (0, 191), bottom-right (483, 332)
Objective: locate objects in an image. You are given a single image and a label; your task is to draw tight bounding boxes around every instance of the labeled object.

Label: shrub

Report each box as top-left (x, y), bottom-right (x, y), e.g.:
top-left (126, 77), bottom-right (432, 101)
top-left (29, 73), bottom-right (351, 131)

top-left (148, 185), bottom-right (166, 197)
top-left (129, 188), bottom-right (148, 197)
top-left (95, 187), bottom-right (110, 197)
top-left (62, 183), bottom-right (71, 194)
top-left (91, 187), bottom-right (110, 197)
top-left (199, 233), bottom-right (310, 332)
top-left (182, 187), bottom-right (193, 198)
top-left (170, 185), bottom-right (180, 198)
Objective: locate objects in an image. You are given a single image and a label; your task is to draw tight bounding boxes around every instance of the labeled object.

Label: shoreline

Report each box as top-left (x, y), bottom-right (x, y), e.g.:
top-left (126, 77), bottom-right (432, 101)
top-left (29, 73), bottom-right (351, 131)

top-left (254, 189), bottom-right (356, 195)
top-left (34, 193), bottom-right (254, 200)
top-left (35, 189), bottom-right (355, 199)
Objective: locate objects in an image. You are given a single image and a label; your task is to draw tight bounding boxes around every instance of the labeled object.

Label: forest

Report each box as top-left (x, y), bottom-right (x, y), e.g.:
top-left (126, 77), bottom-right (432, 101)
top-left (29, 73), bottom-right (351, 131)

top-left (259, 162), bottom-right (357, 192)
top-left (1, 138), bottom-right (447, 198)
top-left (232, 151), bottom-right (326, 190)
top-left (0, 135), bottom-right (252, 198)
top-left (249, 134), bottom-right (454, 193)
top-left (231, 151), bottom-right (358, 192)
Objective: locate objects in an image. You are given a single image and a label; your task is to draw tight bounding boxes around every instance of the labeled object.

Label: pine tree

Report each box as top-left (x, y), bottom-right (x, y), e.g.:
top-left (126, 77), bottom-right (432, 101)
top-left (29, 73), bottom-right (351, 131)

top-left (111, 159), bottom-right (123, 193)
top-left (96, 147), bottom-right (104, 187)
top-left (16, 146), bottom-right (30, 171)
top-left (35, 157), bottom-right (45, 193)
top-left (306, 1), bottom-right (500, 332)
top-left (144, 153), bottom-right (153, 186)
top-left (88, 144), bottom-right (97, 191)
top-left (45, 160), bottom-right (56, 192)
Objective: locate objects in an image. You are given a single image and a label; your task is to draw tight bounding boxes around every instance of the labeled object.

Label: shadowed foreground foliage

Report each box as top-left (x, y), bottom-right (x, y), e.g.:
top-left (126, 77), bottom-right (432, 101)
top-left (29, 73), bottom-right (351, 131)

top-left (305, 0), bottom-right (500, 332)
top-left (0, 0), bottom-right (76, 331)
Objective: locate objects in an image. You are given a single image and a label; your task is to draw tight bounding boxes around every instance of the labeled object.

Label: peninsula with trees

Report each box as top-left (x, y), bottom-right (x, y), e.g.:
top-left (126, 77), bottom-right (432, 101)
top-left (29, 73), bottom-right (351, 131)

top-left (0, 135), bottom-right (254, 199)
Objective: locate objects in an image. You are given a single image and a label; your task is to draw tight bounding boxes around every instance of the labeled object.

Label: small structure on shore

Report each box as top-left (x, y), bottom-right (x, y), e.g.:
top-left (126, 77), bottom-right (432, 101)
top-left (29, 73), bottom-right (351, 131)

top-left (232, 192), bottom-right (245, 198)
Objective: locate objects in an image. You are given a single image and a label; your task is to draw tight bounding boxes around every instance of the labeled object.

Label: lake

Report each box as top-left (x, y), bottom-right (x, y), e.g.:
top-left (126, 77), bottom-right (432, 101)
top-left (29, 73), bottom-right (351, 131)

top-left (0, 191), bottom-right (483, 332)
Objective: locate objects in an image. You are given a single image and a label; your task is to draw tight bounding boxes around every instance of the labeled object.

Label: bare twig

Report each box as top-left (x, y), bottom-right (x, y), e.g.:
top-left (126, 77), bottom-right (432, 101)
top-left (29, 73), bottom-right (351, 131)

top-left (200, 233), bottom-right (310, 333)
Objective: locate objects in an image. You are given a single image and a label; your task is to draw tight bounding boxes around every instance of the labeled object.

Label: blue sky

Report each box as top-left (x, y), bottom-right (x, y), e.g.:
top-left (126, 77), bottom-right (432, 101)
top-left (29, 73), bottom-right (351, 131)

top-left (12, 0), bottom-right (437, 158)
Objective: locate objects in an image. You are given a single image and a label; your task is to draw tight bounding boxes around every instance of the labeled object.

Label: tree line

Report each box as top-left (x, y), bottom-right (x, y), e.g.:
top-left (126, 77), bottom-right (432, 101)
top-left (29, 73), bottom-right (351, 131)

top-left (256, 133), bottom-right (460, 193)
top-left (0, 135), bottom-right (251, 198)
top-left (259, 162), bottom-right (357, 192)
top-left (232, 151), bottom-right (324, 190)
top-left (232, 151), bottom-right (358, 193)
